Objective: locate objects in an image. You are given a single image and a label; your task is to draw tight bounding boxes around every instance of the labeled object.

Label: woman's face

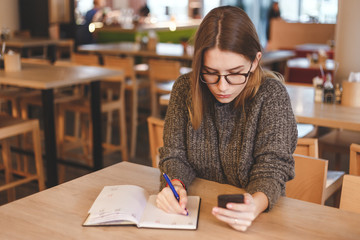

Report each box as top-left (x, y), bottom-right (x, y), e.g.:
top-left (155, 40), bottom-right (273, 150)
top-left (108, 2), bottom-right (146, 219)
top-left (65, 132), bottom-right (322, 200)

top-left (202, 48), bottom-right (256, 104)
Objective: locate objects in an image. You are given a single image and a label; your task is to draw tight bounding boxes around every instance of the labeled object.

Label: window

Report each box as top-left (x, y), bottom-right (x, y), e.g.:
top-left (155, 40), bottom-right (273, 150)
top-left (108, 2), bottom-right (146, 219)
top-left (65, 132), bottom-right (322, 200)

top-left (279, 0), bottom-right (337, 23)
top-left (147, 0), bottom-right (188, 22)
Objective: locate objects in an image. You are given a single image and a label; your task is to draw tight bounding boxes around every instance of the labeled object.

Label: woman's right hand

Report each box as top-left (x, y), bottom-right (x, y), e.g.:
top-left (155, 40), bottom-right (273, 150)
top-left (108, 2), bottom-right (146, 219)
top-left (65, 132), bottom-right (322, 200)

top-left (156, 180), bottom-right (188, 215)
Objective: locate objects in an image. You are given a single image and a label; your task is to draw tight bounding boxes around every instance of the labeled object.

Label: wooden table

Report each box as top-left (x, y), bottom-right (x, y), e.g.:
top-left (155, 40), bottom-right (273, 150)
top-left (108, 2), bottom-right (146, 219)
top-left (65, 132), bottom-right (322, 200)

top-left (286, 57), bottom-right (336, 84)
top-left (160, 84), bottom-right (360, 132)
top-left (287, 84), bottom-right (360, 131)
top-left (0, 161), bottom-right (359, 239)
top-left (261, 50), bottom-right (295, 74)
top-left (4, 38), bottom-right (61, 48)
top-left (78, 42), bottom-right (295, 68)
top-left (0, 63), bottom-right (123, 187)
top-left (295, 43), bottom-right (334, 59)
top-left (78, 42), bottom-right (193, 61)
top-left (4, 38), bottom-right (64, 62)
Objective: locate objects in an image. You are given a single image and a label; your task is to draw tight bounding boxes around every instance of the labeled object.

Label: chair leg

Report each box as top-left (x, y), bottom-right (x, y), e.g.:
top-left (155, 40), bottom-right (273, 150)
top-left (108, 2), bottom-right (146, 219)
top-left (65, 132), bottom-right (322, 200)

top-left (1, 140), bottom-right (16, 202)
top-left (18, 101), bottom-right (31, 174)
top-left (335, 153), bottom-right (341, 171)
top-left (74, 112), bottom-right (81, 139)
top-left (130, 87), bottom-right (138, 158)
top-left (31, 125), bottom-right (45, 190)
top-left (106, 110), bottom-right (113, 145)
top-left (10, 98), bottom-right (20, 118)
top-left (87, 115), bottom-right (94, 167)
top-left (57, 105), bottom-right (67, 183)
top-left (151, 88), bottom-right (159, 117)
top-left (119, 99), bottom-right (128, 162)
top-left (105, 89), bottom-right (114, 145)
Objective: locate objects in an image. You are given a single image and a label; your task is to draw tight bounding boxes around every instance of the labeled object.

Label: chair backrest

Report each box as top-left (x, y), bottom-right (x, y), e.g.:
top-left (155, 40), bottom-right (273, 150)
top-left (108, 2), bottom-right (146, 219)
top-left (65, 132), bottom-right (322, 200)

top-left (148, 59), bottom-right (180, 117)
top-left (103, 56), bottom-right (136, 86)
top-left (147, 117), bottom-right (164, 168)
top-left (149, 59), bottom-right (181, 82)
top-left (13, 30), bottom-right (31, 38)
top-left (71, 53), bottom-right (99, 66)
top-left (286, 154), bottom-right (328, 204)
top-left (294, 137), bottom-right (319, 158)
top-left (350, 143), bottom-right (360, 175)
top-left (21, 58), bottom-right (51, 65)
top-left (339, 174), bottom-right (360, 214)
top-left (103, 56), bottom-right (135, 78)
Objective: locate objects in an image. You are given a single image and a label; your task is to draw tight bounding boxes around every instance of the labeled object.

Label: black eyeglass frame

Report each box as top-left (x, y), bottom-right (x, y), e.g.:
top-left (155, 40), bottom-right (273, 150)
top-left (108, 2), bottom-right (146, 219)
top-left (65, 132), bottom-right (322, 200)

top-left (200, 62), bottom-right (253, 85)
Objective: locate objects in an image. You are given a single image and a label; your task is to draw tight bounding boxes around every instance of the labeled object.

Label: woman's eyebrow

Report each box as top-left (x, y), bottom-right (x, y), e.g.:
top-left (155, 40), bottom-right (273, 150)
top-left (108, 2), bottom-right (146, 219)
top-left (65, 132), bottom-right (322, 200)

top-left (203, 65), bottom-right (245, 71)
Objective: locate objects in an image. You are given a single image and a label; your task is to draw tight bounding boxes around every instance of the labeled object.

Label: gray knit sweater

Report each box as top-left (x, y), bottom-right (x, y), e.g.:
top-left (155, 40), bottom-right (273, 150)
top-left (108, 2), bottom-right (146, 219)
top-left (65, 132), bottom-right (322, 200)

top-left (159, 73), bottom-right (297, 209)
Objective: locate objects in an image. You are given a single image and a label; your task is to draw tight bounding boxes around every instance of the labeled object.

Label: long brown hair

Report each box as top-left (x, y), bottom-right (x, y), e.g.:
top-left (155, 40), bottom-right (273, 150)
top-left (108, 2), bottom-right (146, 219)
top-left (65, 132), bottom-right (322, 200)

top-left (190, 6), bottom-right (281, 129)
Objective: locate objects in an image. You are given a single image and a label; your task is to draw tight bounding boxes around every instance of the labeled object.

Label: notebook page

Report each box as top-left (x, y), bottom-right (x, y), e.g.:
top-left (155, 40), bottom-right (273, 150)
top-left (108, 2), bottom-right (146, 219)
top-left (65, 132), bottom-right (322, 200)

top-left (139, 195), bottom-right (200, 229)
top-left (85, 185), bottom-right (149, 225)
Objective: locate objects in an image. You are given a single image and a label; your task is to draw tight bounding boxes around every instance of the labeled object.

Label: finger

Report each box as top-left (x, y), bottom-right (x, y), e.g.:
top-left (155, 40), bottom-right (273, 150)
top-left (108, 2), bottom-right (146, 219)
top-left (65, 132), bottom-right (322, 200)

top-left (157, 188), bottom-right (181, 213)
top-left (178, 188), bottom-right (188, 209)
top-left (226, 202), bottom-right (256, 214)
top-left (212, 209), bottom-right (252, 230)
top-left (225, 194), bottom-right (256, 213)
top-left (243, 193), bottom-right (254, 204)
top-left (156, 191), bottom-right (175, 213)
top-left (213, 206), bottom-right (256, 221)
top-left (163, 187), bottom-right (187, 214)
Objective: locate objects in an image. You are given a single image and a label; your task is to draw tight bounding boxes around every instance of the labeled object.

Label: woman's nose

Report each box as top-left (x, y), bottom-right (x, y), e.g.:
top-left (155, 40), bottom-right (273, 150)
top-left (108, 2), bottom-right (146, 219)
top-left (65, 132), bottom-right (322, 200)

top-left (217, 76), bottom-right (229, 91)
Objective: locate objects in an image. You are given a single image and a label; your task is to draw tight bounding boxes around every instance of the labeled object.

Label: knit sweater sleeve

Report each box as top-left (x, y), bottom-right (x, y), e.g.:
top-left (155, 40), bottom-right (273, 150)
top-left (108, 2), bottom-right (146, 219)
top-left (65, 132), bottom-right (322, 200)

top-left (245, 79), bottom-right (297, 210)
top-left (158, 74), bottom-right (196, 190)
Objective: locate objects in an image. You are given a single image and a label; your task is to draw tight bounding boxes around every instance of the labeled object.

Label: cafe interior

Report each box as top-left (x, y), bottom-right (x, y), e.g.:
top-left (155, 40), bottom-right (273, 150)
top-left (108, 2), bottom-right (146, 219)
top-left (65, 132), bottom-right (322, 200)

top-left (0, 0), bottom-right (360, 238)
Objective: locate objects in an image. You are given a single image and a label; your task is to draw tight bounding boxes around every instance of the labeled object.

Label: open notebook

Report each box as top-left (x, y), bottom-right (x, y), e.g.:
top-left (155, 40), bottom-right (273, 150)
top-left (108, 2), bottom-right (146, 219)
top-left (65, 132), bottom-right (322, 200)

top-left (83, 185), bottom-right (201, 230)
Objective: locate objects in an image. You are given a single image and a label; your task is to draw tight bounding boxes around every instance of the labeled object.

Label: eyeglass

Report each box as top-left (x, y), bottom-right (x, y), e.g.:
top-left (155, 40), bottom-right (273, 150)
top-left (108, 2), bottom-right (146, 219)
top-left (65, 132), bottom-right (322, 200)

top-left (200, 62), bottom-right (253, 85)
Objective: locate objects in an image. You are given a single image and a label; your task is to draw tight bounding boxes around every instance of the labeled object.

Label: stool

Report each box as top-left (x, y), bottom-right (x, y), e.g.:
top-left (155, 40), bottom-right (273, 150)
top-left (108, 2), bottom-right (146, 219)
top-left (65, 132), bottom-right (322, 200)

top-left (57, 72), bottom-right (128, 182)
top-left (0, 115), bottom-right (45, 202)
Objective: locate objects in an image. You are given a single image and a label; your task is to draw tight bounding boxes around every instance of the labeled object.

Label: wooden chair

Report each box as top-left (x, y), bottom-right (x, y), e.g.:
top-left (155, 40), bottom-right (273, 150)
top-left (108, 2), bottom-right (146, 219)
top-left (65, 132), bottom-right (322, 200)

top-left (55, 52), bottom-right (118, 171)
top-left (70, 52), bottom-right (106, 131)
top-left (0, 114), bottom-right (45, 202)
top-left (294, 138), bottom-right (345, 204)
top-left (350, 143), bottom-right (360, 175)
top-left (0, 87), bottom-right (38, 118)
top-left (286, 154), bottom-right (328, 204)
top-left (339, 174), bottom-right (360, 214)
top-left (103, 55), bottom-right (144, 158)
top-left (149, 59), bottom-right (181, 117)
top-left (71, 53), bottom-right (99, 66)
top-left (295, 137), bottom-right (319, 157)
top-left (57, 67), bottom-right (128, 180)
top-left (147, 117), bottom-right (164, 168)
top-left (56, 39), bottom-right (74, 60)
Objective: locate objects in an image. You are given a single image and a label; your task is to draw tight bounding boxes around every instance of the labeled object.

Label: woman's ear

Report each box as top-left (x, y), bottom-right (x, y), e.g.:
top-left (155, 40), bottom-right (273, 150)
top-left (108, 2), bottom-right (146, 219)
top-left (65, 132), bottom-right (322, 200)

top-left (251, 52), bottom-right (262, 72)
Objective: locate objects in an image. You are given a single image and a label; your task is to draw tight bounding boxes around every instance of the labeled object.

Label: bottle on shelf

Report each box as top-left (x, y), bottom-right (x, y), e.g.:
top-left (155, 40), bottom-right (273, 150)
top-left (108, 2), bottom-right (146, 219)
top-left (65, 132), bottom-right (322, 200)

top-left (334, 83), bottom-right (342, 104)
top-left (323, 73), bottom-right (335, 103)
top-left (313, 76), bottom-right (324, 103)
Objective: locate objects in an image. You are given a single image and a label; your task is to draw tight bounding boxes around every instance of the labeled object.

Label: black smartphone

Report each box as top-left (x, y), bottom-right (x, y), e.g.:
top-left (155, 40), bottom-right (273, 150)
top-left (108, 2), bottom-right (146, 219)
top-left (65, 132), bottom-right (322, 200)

top-left (217, 194), bottom-right (244, 208)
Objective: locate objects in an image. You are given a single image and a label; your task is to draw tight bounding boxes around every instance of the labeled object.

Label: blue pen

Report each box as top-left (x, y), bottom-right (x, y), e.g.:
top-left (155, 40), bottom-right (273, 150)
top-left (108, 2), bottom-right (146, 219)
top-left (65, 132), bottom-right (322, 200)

top-left (162, 173), bottom-right (188, 215)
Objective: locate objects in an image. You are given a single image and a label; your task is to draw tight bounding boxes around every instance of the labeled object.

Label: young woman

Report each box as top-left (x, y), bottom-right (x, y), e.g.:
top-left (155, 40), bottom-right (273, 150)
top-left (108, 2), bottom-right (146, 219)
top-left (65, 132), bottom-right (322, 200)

top-left (156, 6), bottom-right (297, 232)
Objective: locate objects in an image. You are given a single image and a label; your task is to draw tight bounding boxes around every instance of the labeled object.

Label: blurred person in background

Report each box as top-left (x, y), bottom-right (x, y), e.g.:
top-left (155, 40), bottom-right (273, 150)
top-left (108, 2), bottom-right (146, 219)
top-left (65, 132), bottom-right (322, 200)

top-left (266, 0), bottom-right (281, 41)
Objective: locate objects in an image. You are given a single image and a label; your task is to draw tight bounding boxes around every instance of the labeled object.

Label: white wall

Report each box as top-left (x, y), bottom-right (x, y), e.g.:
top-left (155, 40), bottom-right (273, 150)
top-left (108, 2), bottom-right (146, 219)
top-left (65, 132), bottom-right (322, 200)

top-left (334, 0), bottom-right (360, 83)
top-left (0, 0), bottom-right (19, 32)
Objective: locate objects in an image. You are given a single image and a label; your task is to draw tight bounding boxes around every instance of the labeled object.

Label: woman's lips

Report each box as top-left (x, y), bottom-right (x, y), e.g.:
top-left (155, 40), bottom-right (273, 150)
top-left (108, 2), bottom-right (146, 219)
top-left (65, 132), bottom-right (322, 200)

top-left (216, 94), bottom-right (231, 98)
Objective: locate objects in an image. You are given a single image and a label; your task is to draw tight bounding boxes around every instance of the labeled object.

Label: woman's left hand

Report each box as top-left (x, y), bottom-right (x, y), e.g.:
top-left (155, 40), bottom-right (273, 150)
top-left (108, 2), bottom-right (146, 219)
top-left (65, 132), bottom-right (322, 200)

top-left (211, 192), bottom-right (268, 232)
